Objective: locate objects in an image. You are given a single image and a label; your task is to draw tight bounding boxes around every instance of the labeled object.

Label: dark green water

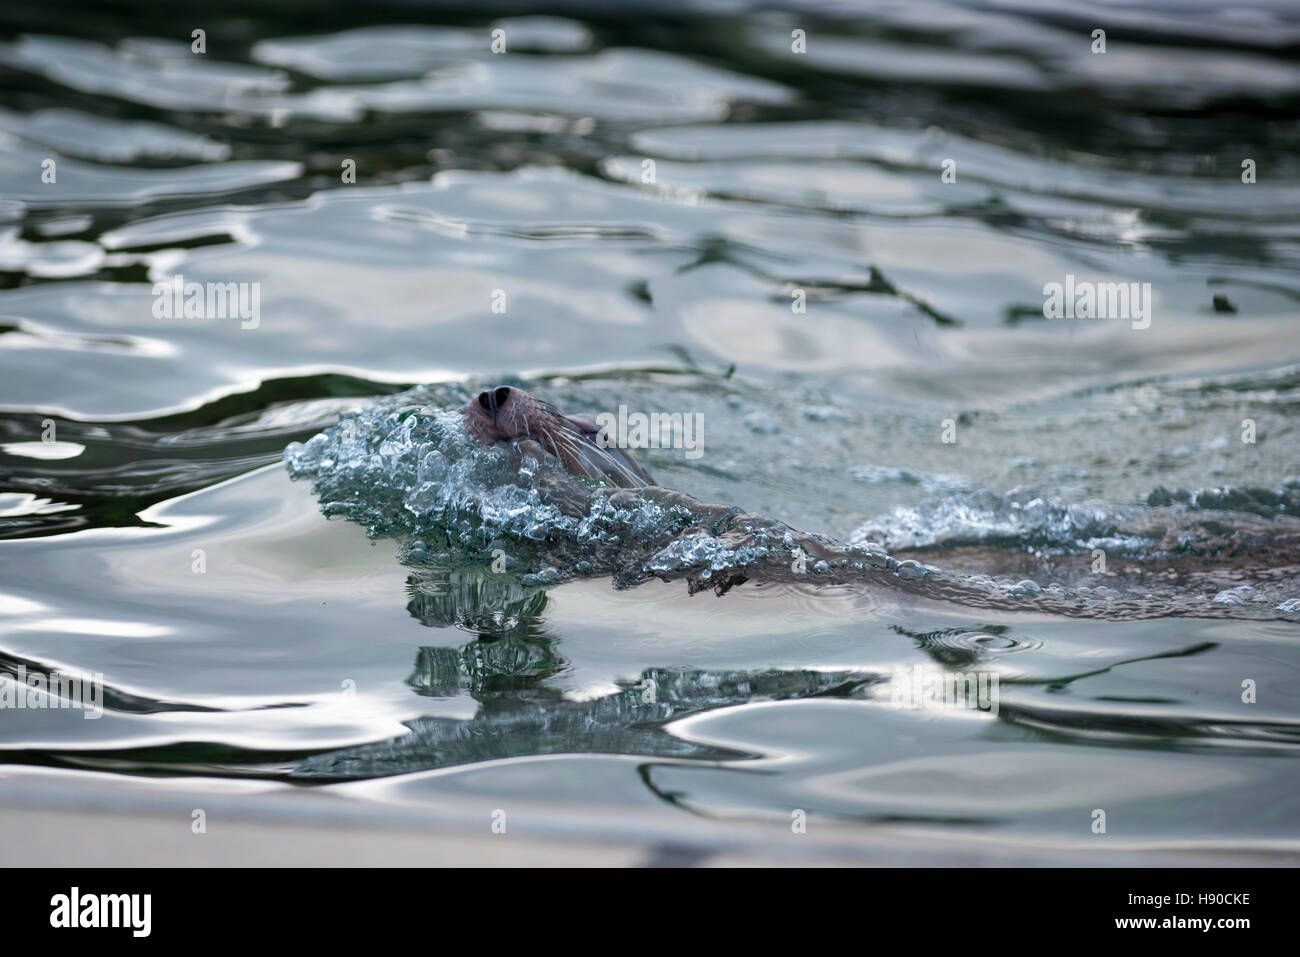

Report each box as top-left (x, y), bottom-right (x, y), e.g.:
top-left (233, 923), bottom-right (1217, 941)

top-left (1, 1), bottom-right (1299, 860)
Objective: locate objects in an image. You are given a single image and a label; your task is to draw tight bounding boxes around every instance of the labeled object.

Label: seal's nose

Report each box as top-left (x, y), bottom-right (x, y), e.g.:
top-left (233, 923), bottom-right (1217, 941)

top-left (477, 386), bottom-right (511, 418)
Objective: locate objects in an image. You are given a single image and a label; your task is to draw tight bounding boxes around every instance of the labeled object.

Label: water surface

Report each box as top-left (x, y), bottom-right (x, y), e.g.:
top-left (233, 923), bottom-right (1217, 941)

top-left (2, 0), bottom-right (1299, 861)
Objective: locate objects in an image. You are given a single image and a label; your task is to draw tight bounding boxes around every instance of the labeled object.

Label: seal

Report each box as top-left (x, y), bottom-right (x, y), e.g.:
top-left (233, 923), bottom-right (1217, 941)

top-left (464, 385), bottom-right (654, 488)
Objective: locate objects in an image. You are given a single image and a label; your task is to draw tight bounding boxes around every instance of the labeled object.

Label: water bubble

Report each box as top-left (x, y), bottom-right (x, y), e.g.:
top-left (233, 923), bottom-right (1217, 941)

top-left (1007, 579), bottom-right (1042, 597)
top-left (896, 559), bottom-right (927, 581)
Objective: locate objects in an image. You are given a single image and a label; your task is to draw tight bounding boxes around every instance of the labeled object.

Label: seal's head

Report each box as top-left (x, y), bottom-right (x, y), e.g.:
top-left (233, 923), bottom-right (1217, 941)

top-left (464, 385), bottom-right (653, 489)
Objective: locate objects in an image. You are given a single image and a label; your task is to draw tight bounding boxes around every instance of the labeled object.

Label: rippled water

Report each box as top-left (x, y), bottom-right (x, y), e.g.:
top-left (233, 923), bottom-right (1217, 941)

top-left (2, 1), bottom-right (1299, 861)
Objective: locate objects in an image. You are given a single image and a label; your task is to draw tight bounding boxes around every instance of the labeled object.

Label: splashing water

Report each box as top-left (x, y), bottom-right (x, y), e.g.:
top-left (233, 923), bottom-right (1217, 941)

top-left (285, 383), bottom-right (708, 581)
top-left (286, 385), bottom-right (1300, 621)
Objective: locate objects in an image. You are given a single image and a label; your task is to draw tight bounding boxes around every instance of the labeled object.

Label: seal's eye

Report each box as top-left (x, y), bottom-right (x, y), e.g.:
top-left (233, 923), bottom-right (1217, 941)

top-left (494, 386), bottom-right (511, 408)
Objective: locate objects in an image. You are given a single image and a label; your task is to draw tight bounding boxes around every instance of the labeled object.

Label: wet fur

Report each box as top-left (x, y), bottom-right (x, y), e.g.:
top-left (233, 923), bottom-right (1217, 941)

top-left (464, 386), bottom-right (653, 488)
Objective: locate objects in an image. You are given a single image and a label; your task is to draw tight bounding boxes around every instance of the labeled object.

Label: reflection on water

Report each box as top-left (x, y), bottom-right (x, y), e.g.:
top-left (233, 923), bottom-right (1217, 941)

top-left (1, 1), bottom-right (1299, 857)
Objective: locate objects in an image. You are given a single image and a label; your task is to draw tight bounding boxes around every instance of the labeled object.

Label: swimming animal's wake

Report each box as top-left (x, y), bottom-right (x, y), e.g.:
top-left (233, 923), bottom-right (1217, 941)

top-left (284, 384), bottom-right (1300, 623)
